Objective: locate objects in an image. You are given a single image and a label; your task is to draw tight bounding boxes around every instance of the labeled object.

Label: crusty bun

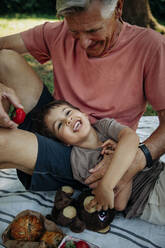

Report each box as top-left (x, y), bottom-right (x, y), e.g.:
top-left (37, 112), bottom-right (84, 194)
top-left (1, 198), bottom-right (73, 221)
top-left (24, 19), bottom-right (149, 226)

top-left (40, 231), bottom-right (64, 247)
top-left (10, 214), bottom-right (44, 241)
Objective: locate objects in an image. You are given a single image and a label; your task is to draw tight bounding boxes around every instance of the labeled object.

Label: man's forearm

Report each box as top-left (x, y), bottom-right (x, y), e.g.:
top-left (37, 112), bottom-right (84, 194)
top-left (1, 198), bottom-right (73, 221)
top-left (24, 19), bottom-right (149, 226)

top-left (144, 109), bottom-right (165, 161)
top-left (114, 181), bottom-right (132, 211)
top-left (85, 110), bottom-right (165, 189)
top-left (121, 109), bottom-right (165, 185)
top-left (0, 33), bottom-right (28, 54)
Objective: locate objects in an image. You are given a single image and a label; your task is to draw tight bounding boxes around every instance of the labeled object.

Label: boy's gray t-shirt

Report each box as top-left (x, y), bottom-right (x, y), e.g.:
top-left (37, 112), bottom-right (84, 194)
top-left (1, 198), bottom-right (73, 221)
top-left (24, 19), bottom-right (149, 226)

top-left (71, 118), bottom-right (125, 184)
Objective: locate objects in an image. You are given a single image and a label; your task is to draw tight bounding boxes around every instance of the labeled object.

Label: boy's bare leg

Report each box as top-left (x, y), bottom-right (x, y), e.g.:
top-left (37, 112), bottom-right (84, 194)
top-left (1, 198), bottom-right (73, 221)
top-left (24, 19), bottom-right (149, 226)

top-left (0, 49), bottom-right (44, 172)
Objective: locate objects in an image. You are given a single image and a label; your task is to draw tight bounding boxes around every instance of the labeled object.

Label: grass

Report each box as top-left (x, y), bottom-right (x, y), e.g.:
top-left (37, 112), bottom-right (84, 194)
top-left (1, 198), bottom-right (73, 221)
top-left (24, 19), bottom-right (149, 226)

top-left (0, 14), bottom-right (55, 93)
top-left (0, 14), bottom-right (160, 115)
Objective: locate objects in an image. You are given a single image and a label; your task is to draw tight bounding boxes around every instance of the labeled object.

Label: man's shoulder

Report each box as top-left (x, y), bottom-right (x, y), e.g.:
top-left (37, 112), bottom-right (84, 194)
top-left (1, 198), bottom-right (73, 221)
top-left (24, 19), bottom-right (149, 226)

top-left (43, 20), bottom-right (68, 35)
top-left (43, 20), bottom-right (73, 47)
top-left (124, 22), bottom-right (164, 45)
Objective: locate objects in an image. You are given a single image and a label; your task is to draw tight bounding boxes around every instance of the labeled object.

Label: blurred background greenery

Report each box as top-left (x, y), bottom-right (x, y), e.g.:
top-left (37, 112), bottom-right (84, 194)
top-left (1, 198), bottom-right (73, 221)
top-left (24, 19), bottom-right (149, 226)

top-left (0, 0), bottom-right (164, 115)
top-left (0, 0), bottom-right (164, 21)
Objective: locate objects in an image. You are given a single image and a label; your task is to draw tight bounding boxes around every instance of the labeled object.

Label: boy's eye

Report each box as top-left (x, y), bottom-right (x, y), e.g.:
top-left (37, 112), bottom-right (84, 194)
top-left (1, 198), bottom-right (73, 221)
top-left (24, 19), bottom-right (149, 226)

top-left (66, 110), bottom-right (71, 116)
top-left (58, 122), bottom-right (62, 130)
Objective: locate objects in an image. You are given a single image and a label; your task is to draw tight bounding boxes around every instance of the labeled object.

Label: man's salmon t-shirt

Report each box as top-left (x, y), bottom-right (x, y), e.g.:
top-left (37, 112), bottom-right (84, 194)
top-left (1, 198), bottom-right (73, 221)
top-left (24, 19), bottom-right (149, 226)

top-left (21, 20), bottom-right (165, 130)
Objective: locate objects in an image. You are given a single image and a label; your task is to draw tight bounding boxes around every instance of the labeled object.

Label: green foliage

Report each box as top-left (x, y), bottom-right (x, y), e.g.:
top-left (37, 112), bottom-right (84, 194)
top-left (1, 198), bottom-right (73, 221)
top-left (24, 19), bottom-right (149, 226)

top-left (0, 0), bottom-right (56, 15)
top-left (149, 0), bottom-right (165, 21)
top-left (1, 0), bottom-right (165, 23)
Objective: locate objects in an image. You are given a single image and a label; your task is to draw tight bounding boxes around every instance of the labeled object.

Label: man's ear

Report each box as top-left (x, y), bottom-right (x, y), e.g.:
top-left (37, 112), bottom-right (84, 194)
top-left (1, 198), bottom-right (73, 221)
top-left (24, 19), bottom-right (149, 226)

top-left (115, 0), bottom-right (124, 19)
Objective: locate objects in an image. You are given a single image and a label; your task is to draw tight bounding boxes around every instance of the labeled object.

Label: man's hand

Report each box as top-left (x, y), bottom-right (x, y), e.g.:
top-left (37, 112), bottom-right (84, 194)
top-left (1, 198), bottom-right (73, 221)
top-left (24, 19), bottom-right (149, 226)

top-left (85, 148), bottom-right (146, 190)
top-left (85, 153), bottom-right (114, 188)
top-left (0, 83), bottom-right (23, 128)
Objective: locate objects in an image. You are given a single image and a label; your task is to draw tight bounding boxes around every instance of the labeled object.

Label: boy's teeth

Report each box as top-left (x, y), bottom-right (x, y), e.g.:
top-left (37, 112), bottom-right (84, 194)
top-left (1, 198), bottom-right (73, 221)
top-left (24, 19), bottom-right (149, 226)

top-left (73, 121), bottom-right (81, 131)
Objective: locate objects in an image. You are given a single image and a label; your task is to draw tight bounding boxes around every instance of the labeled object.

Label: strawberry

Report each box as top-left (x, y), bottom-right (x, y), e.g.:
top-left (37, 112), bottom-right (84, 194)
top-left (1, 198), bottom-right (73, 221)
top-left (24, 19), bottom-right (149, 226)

top-left (76, 240), bottom-right (90, 248)
top-left (12, 108), bottom-right (26, 124)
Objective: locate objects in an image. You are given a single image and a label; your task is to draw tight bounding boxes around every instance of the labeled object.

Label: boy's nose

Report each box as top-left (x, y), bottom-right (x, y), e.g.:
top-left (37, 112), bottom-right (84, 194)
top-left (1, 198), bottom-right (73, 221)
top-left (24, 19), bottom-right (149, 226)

top-left (66, 116), bottom-right (72, 126)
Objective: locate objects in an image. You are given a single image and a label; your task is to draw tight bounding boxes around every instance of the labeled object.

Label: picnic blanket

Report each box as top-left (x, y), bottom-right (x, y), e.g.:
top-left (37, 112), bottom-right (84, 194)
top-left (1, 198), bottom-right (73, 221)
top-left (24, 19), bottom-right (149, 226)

top-left (0, 116), bottom-right (165, 248)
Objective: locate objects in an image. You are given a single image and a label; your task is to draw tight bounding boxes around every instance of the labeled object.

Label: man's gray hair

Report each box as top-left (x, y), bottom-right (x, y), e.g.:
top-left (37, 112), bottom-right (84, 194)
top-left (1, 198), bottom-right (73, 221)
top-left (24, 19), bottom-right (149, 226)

top-left (56, 0), bottom-right (118, 19)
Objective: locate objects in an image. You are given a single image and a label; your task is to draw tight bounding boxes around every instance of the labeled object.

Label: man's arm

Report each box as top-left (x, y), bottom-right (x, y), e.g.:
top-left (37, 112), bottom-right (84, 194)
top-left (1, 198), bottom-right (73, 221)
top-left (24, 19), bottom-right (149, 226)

top-left (0, 33), bottom-right (28, 54)
top-left (117, 109), bottom-right (165, 193)
top-left (144, 109), bottom-right (165, 160)
top-left (114, 181), bottom-right (132, 211)
top-left (0, 33), bottom-right (43, 128)
top-left (85, 109), bottom-right (165, 189)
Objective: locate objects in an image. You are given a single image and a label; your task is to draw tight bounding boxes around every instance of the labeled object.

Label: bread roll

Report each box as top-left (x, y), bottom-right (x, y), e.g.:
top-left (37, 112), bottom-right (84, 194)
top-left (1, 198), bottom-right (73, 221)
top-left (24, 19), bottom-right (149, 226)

top-left (10, 214), bottom-right (44, 241)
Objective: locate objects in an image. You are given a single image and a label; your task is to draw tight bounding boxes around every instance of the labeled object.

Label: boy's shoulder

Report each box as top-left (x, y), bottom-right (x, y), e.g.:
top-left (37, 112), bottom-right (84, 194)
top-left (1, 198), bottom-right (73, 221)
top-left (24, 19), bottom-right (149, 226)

top-left (93, 118), bottom-right (116, 131)
top-left (93, 118), bottom-right (126, 141)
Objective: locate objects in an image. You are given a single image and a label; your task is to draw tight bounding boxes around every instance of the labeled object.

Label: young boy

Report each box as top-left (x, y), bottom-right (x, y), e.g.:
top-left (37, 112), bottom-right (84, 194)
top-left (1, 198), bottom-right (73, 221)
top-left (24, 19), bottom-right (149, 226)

top-left (32, 100), bottom-right (165, 226)
top-left (32, 99), bottom-right (139, 212)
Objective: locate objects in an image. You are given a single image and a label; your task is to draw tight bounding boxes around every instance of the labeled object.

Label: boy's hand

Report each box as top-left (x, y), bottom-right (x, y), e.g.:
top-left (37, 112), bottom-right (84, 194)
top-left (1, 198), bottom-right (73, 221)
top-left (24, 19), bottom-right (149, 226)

top-left (101, 139), bottom-right (117, 155)
top-left (90, 181), bottom-right (115, 211)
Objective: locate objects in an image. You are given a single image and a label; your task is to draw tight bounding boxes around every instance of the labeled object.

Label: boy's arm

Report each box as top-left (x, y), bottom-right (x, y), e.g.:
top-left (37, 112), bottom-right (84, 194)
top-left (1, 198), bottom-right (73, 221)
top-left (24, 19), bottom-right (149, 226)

top-left (101, 127), bottom-right (139, 189)
top-left (92, 127), bottom-right (139, 210)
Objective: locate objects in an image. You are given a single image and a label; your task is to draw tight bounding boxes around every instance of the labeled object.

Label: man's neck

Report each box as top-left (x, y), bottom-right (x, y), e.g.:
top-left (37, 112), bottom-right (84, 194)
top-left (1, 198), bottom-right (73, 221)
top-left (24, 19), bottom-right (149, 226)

top-left (101, 18), bottom-right (123, 57)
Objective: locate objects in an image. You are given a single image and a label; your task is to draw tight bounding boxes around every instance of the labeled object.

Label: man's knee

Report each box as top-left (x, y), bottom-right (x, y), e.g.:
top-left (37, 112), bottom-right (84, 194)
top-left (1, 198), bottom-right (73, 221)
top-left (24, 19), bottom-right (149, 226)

top-left (0, 129), bottom-right (9, 151)
top-left (0, 49), bottom-right (20, 72)
top-left (114, 202), bottom-right (126, 212)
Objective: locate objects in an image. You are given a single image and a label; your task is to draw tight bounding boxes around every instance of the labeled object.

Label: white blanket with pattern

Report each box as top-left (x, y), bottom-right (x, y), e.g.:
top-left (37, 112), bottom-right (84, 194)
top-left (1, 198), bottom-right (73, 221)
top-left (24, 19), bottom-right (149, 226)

top-left (0, 117), bottom-right (165, 248)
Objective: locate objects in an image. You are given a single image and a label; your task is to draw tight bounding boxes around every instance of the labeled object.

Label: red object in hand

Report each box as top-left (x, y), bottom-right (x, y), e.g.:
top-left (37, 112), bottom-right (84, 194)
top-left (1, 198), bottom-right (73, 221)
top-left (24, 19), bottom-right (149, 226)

top-left (76, 241), bottom-right (90, 248)
top-left (12, 108), bottom-right (26, 124)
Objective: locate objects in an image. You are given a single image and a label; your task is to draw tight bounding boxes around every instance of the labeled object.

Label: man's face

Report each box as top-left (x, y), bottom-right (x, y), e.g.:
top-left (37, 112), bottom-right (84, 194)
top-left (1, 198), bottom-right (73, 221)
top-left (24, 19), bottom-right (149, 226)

top-left (66, 1), bottom-right (118, 57)
top-left (45, 104), bottom-right (91, 146)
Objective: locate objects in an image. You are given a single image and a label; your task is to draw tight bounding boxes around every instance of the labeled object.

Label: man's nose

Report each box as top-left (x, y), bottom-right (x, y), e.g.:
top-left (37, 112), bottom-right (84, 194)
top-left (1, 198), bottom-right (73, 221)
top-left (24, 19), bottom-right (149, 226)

top-left (79, 34), bottom-right (92, 49)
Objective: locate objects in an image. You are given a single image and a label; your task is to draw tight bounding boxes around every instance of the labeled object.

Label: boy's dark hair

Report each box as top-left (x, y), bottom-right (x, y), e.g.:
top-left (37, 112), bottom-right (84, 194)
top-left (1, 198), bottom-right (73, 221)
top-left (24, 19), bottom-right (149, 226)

top-left (32, 99), bottom-right (80, 141)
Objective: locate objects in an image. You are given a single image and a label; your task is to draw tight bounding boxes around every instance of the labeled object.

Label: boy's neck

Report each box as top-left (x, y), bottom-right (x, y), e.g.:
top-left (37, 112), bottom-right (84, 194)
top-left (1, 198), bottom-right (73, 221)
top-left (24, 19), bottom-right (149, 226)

top-left (75, 127), bottom-right (102, 150)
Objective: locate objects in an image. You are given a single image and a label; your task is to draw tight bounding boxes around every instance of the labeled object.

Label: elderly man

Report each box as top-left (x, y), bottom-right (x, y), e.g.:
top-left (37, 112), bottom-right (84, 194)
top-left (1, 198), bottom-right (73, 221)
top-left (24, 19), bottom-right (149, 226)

top-left (0, 0), bottom-right (165, 216)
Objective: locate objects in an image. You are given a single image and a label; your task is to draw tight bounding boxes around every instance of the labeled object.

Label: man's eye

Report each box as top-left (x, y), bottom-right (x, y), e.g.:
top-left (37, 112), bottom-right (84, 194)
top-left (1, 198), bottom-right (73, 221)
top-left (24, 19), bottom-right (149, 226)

top-left (70, 31), bottom-right (78, 36)
top-left (58, 122), bottom-right (62, 130)
top-left (66, 110), bottom-right (71, 116)
top-left (87, 29), bottom-right (97, 33)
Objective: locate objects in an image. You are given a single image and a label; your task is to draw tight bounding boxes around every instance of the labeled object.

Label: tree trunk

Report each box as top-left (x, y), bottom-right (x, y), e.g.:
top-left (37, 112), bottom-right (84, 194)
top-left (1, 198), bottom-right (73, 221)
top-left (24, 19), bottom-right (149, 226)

top-left (122, 0), bottom-right (165, 34)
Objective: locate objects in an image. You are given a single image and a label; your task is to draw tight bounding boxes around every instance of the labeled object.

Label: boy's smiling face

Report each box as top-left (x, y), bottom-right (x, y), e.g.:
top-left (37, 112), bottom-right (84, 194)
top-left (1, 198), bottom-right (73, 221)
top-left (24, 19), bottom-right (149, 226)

top-left (45, 104), bottom-right (91, 146)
